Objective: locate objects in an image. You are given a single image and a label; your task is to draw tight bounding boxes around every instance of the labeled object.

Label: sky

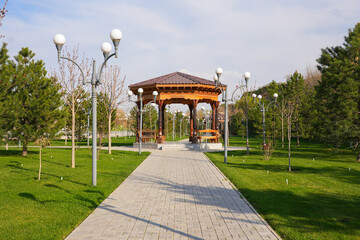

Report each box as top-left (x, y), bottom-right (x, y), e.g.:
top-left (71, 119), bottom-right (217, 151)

top-left (1, 0), bottom-right (360, 111)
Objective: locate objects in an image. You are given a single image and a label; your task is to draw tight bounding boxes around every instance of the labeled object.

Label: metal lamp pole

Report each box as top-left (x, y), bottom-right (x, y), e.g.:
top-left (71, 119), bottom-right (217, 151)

top-left (253, 93), bottom-right (278, 147)
top-left (213, 67), bottom-right (229, 163)
top-left (214, 68), bottom-right (252, 163)
top-left (171, 110), bottom-right (178, 140)
top-left (53, 29), bottom-right (122, 186)
top-left (179, 112), bottom-right (185, 139)
top-left (230, 72), bottom-right (251, 154)
top-left (128, 90), bottom-right (157, 154)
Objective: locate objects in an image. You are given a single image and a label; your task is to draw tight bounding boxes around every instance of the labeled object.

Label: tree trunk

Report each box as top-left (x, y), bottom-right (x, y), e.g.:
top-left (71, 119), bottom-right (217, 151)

top-left (97, 134), bottom-right (103, 161)
top-left (288, 116), bottom-right (291, 172)
top-left (296, 122), bottom-right (300, 146)
top-left (297, 135), bottom-right (300, 146)
top-left (38, 145), bottom-right (42, 180)
top-left (65, 128), bottom-right (67, 145)
top-left (108, 112), bottom-right (112, 154)
top-left (22, 143), bottom-right (28, 157)
top-left (71, 103), bottom-right (75, 168)
top-left (357, 152), bottom-right (360, 162)
top-left (5, 143), bottom-right (8, 150)
top-left (281, 109), bottom-right (284, 148)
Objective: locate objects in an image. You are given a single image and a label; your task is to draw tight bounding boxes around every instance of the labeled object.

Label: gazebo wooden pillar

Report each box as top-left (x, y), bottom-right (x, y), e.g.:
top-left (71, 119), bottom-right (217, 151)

top-left (136, 101), bottom-right (141, 142)
top-left (158, 100), bottom-right (165, 137)
top-left (189, 104), bottom-right (194, 141)
top-left (191, 100), bottom-right (199, 143)
top-left (128, 72), bottom-right (225, 143)
top-left (211, 101), bottom-right (220, 130)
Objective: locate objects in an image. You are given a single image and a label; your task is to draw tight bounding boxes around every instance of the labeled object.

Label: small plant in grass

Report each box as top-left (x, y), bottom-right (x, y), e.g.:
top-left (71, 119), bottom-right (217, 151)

top-left (261, 142), bottom-right (274, 161)
top-left (34, 136), bottom-right (50, 180)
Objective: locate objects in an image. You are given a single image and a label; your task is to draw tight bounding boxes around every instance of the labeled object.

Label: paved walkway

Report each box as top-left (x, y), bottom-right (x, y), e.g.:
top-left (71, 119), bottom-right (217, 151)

top-left (66, 150), bottom-right (280, 240)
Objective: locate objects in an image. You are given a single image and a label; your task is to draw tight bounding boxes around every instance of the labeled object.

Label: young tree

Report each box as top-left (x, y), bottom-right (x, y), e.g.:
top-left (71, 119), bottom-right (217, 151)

top-left (282, 72), bottom-right (305, 171)
top-left (316, 23), bottom-right (360, 161)
top-left (143, 103), bottom-right (158, 131)
top-left (99, 65), bottom-right (126, 154)
top-left (285, 71), bottom-right (306, 146)
top-left (285, 101), bottom-right (295, 171)
top-left (52, 46), bottom-right (90, 167)
top-left (35, 136), bottom-right (50, 180)
top-left (96, 92), bottom-right (115, 159)
top-left (6, 47), bottom-right (65, 156)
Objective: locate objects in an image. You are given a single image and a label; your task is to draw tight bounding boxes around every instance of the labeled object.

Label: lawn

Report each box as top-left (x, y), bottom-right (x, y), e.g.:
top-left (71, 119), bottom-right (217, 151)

top-left (206, 136), bottom-right (360, 240)
top-left (0, 136), bottom-right (137, 147)
top-left (0, 146), bottom-right (149, 240)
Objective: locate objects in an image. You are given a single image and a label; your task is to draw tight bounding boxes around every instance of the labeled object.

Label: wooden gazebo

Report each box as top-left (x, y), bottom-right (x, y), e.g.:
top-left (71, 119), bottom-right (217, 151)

top-left (128, 72), bottom-right (225, 143)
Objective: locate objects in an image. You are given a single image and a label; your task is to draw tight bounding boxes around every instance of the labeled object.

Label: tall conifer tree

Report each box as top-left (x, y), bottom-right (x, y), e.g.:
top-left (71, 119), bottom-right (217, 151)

top-left (316, 23), bottom-right (360, 161)
top-left (7, 48), bottom-right (65, 156)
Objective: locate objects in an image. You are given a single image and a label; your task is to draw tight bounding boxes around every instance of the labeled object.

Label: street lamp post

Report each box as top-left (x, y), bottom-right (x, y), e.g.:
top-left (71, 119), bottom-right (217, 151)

top-left (214, 68), bottom-right (251, 163)
top-left (179, 112), bottom-right (186, 139)
top-left (144, 102), bottom-right (157, 132)
top-left (253, 93), bottom-right (278, 147)
top-left (229, 72), bottom-right (251, 154)
top-left (213, 67), bottom-right (229, 163)
top-left (128, 89), bottom-right (157, 154)
top-left (172, 111), bottom-right (178, 140)
top-left (200, 106), bottom-right (209, 130)
top-left (125, 113), bottom-right (129, 139)
top-left (53, 29), bottom-right (122, 186)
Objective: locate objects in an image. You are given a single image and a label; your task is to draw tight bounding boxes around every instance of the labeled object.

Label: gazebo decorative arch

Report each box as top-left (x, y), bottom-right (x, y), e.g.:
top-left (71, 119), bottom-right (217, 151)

top-left (128, 72), bottom-right (225, 143)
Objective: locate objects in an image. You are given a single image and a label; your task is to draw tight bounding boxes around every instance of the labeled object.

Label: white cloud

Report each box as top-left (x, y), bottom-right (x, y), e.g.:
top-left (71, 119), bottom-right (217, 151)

top-left (2, 0), bottom-right (360, 101)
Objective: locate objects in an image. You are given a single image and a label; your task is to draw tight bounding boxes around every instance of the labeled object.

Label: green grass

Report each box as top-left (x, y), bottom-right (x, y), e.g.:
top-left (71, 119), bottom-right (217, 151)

top-left (206, 136), bottom-right (360, 240)
top-left (0, 136), bottom-right (137, 147)
top-left (0, 146), bottom-right (149, 240)
top-left (1, 134), bottom-right (189, 147)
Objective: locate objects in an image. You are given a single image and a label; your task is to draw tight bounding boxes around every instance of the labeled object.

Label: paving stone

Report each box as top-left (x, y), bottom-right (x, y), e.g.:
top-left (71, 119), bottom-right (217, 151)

top-left (65, 150), bottom-right (281, 240)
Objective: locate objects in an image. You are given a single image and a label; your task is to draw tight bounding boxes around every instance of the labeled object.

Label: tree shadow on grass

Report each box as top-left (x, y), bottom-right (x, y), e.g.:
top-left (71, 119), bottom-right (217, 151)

top-left (18, 184), bottom-right (105, 210)
top-left (0, 149), bottom-right (38, 157)
top-left (18, 192), bottom-right (57, 204)
top-left (6, 164), bottom-right (87, 186)
top-left (226, 161), bottom-right (360, 185)
top-left (42, 159), bottom-right (68, 167)
top-left (238, 188), bottom-right (360, 238)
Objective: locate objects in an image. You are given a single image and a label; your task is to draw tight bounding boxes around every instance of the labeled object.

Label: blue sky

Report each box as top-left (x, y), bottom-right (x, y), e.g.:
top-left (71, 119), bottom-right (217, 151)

top-left (1, 0), bottom-right (360, 110)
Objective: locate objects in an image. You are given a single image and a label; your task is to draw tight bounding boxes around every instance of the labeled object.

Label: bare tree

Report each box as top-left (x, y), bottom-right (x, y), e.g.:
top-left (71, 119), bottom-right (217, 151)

top-left (52, 46), bottom-right (90, 168)
top-left (279, 98), bottom-right (286, 148)
top-left (284, 101), bottom-right (295, 172)
top-left (305, 65), bottom-right (321, 87)
top-left (0, 0), bottom-right (8, 38)
top-left (99, 65), bottom-right (126, 154)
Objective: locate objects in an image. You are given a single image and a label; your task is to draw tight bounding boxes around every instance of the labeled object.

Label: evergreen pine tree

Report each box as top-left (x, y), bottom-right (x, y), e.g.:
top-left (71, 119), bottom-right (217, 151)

top-left (0, 43), bottom-right (11, 137)
top-left (316, 23), bottom-right (360, 161)
top-left (7, 47), bottom-right (65, 156)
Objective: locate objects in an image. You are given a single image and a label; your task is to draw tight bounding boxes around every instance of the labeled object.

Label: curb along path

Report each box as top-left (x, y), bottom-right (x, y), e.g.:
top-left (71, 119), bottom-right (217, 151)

top-left (66, 150), bottom-right (281, 240)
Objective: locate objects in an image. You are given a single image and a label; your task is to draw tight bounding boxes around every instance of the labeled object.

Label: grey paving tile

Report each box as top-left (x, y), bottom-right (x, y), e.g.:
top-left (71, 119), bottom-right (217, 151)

top-left (65, 150), bottom-right (281, 240)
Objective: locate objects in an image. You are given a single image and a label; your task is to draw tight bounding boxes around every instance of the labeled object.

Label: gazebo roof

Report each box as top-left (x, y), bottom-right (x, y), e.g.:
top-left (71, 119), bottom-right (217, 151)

top-left (128, 71), bottom-right (226, 105)
top-left (129, 71), bottom-right (219, 88)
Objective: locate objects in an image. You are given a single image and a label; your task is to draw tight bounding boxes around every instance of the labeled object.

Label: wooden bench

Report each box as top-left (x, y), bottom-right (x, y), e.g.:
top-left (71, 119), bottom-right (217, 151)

top-left (197, 129), bottom-right (220, 143)
top-left (139, 129), bottom-right (159, 143)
